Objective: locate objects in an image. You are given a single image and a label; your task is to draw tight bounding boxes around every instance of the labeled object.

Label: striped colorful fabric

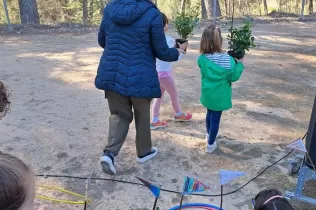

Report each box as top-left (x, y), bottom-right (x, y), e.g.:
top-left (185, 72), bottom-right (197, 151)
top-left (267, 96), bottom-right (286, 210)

top-left (183, 176), bottom-right (211, 194)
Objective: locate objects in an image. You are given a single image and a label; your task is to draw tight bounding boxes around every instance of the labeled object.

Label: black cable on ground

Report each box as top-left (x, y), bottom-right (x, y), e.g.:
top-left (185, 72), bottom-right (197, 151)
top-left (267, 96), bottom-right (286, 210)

top-left (37, 133), bottom-right (307, 197)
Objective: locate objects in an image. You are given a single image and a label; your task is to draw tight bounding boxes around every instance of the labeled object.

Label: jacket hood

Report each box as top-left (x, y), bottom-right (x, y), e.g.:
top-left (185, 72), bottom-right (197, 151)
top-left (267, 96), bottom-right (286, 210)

top-left (110, 0), bottom-right (156, 25)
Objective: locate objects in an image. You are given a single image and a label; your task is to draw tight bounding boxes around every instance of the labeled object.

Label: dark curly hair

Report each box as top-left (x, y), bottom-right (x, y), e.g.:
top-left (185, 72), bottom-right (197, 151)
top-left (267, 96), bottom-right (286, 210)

top-left (254, 189), bottom-right (294, 210)
top-left (0, 81), bottom-right (10, 119)
top-left (0, 153), bottom-right (35, 210)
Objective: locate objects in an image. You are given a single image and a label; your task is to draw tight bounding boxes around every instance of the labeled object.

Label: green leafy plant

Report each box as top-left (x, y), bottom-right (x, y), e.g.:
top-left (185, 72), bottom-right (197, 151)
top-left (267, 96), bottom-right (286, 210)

top-left (173, 13), bottom-right (198, 40)
top-left (227, 22), bottom-right (256, 59)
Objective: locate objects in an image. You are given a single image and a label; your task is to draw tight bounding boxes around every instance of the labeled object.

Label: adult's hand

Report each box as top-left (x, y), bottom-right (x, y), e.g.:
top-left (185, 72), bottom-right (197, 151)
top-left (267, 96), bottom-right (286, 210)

top-left (178, 42), bottom-right (188, 51)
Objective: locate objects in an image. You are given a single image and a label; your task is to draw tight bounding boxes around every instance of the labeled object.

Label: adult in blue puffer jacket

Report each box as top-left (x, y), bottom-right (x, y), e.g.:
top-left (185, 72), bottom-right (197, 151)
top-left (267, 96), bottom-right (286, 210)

top-left (96, 0), bottom-right (186, 175)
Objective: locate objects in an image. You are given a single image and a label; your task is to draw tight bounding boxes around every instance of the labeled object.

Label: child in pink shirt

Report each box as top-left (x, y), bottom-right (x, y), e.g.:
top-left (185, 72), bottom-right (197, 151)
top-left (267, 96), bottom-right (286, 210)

top-left (150, 13), bottom-right (192, 130)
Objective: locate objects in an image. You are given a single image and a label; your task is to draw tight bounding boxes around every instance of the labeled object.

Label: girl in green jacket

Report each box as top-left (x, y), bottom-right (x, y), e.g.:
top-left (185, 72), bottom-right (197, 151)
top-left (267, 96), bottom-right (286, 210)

top-left (198, 25), bottom-right (244, 153)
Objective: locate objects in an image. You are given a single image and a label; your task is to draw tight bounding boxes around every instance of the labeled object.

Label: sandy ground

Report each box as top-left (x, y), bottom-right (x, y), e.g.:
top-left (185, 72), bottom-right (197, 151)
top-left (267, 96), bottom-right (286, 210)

top-left (1, 22), bottom-right (316, 210)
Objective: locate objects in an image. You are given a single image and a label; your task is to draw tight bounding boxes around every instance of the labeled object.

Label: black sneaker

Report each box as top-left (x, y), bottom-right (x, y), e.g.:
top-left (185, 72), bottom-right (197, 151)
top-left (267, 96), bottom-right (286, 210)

top-left (136, 147), bottom-right (158, 164)
top-left (100, 153), bottom-right (116, 175)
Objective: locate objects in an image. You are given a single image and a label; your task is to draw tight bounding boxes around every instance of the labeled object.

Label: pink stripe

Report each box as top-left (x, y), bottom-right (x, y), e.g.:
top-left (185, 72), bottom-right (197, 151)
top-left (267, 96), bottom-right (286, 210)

top-left (263, 195), bottom-right (283, 205)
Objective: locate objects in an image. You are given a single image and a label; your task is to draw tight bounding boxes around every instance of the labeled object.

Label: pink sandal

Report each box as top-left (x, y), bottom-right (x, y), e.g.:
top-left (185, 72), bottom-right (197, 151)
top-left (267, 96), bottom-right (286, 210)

top-left (150, 121), bottom-right (167, 130)
top-left (173, 112), bottom-right (192, 122)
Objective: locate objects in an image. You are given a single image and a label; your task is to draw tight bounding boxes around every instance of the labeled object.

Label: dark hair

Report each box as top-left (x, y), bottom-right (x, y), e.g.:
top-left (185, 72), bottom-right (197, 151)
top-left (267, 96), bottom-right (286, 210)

top-left (0, 153), bottom-right (35, 210)
top-left (254, 189), bottom-right (294, 210)
top-left (0, 81), bottom-right (10, 119)
top-left (200, 25), bottom-right (223, 54)
top-left (161, 12), bottom-right (169, 27)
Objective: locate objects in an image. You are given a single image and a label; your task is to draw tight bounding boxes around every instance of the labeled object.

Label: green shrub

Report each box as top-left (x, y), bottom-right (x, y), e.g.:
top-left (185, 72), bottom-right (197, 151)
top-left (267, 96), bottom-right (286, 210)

top-left (173, 13), bottom-right (198, 39)
top-left (227, 22), bottom-right (255, 57)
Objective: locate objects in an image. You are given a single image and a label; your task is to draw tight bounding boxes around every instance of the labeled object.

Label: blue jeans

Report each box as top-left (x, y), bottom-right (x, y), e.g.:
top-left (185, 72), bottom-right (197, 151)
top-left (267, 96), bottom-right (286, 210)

top-left (206, 109), bottom-right (222, 145)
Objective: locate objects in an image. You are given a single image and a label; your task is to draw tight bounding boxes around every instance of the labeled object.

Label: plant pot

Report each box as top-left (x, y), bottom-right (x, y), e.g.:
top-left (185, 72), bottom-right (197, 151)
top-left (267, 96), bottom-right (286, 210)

top-left (175, 38), bottom-right (188, 51)
top-left (228, 50), bottom-right (245, 60)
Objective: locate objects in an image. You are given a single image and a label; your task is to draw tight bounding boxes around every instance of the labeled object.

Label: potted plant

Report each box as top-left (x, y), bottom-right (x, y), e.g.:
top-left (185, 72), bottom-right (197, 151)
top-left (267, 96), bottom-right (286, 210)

top-left (227, 22), bottom-right (255, 59)
top-left (173, 12), bottom-right (198, 50)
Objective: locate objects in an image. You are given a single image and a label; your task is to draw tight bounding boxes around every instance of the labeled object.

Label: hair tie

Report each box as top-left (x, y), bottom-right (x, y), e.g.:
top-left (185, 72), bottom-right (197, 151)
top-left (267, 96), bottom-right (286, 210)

top-left (263, 195), bottom-right (284, 205)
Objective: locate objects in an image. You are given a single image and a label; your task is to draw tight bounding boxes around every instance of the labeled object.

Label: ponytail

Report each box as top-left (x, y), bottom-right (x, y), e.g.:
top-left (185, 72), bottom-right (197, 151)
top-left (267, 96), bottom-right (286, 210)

top-left (200, 25), bottom-right (222, 54)
top-left (213, 26), bottom-right (222, 53)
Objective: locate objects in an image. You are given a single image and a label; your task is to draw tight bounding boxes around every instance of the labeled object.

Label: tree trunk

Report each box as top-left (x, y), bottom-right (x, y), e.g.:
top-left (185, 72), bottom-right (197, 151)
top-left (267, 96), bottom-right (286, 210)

top-left (201, 0), bottom-right (208, 19)
top-left (224, 0), bottom-right (228, 17)
top-left (239, 0), bottom-right (244, 16)
top-left (301, 0), bottom-right (306, 17)
top-left (180, 0), bottom-right (186, 14)
top-left (206, 0), bottom-right (221, 17)
top-left (295, 0), bottom-right (300, 14)
top-left (203, 0), bottom-right (221, 19)
top-left (258, 0), bottom-right (262, 15)
top-left (83, 0), bottom-right (88, 25)
top-left (228, 0), bottom-right (231, 17)
top-left (100, 0), bottom-right (105, 15)
top-left (263, 0), bottom-right (268, 15)
top-left (246, 0), bottom-right (251, 15)
top-left (309, 0), bottom-right (313, 14)
top-left (3, 0), bottom-right (13, 32)
top-left (278, 0), bottom-right (282, 12)
top-left (89, 0), bottom-right (94, 24)
top-left (18, 0), bottom-right (40, 24)
top-left (215, 0), bottom-right (221, 17)
top-left (205, 0), bottom-right (212, 19)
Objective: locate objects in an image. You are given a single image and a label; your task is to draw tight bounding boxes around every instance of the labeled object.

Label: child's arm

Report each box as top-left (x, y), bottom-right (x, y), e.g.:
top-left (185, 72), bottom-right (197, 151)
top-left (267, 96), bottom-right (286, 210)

top-left (228, 58), bottom-right (244, 82)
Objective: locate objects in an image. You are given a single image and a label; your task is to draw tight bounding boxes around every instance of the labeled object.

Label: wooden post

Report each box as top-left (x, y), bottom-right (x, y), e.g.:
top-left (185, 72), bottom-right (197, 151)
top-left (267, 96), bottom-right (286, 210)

top-left (3, 0), bottom-right (13, 32)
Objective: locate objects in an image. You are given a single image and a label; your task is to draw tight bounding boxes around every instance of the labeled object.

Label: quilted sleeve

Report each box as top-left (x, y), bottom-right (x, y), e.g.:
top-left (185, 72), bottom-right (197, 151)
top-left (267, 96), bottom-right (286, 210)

top-left (150, 10), bottom-right (179, 62)
top-left (98, 10), bottom-right (106, 49)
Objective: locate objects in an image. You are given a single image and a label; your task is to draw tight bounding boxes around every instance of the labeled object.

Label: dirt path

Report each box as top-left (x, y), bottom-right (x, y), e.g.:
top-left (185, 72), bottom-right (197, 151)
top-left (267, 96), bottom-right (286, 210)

top-left (1, 22), bottom-right (316, 210)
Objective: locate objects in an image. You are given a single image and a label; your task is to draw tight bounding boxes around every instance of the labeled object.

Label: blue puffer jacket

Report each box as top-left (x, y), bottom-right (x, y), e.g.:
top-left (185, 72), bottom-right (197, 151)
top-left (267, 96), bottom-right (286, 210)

top-left (95, 0), bottom-right (179, 98)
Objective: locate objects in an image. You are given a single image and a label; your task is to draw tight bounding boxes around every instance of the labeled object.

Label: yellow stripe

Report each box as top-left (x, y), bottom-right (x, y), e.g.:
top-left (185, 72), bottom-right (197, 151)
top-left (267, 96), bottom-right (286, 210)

top-left (36, 185), bottom-right (92, 205)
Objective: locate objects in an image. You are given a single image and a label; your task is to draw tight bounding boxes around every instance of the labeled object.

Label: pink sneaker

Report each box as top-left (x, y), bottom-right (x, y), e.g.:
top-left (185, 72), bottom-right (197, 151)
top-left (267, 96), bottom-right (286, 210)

top-left (173, 112), bottom-right (192, 122)
top-left (150, 121), bottom-right (167, 130)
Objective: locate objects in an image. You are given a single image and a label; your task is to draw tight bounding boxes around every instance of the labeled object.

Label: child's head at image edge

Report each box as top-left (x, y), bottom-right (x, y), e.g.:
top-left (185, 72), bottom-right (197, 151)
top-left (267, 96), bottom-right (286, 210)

top-left (0, 153), bottom-right (35, 210)
top-left (200, 25), bottom-right (223, 54)
top-left (161, 12), bottom-right (169, 32)
top-left (254, 189), bottom-right (294, 210)
top-left (0, 81), bottom-right (10, 119)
